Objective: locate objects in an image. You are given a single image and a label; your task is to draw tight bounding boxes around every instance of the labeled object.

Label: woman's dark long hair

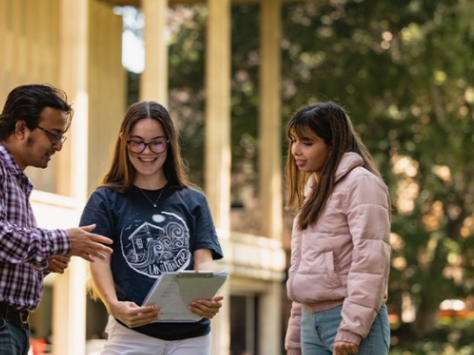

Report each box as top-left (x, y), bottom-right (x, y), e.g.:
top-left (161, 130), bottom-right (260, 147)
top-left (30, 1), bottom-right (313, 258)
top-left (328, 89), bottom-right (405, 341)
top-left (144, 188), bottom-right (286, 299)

top-left (100, 101), bottom-right (190, 192)
top-left (286, 101), bottom-right (382, 230)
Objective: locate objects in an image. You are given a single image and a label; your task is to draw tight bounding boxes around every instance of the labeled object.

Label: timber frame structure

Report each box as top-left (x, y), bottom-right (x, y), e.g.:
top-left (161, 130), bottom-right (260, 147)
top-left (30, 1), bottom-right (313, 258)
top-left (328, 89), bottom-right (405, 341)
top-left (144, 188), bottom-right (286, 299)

top-left (0, 0), bottom-right (311, 354)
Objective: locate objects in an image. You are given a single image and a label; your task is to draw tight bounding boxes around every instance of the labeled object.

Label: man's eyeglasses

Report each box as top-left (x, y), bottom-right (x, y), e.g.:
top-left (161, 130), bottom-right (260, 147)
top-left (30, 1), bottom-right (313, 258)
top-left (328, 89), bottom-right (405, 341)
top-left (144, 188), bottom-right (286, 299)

top-left (127, 139), bottom-right (169, 154)
top-left (33, 125), bottom-right (67, 145)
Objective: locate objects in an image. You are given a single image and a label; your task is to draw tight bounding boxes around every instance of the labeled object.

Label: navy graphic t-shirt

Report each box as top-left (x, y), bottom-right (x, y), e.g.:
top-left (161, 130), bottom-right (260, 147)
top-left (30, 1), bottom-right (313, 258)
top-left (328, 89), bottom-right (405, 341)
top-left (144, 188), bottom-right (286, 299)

top-left (80, 183), bottom-right (224, 340)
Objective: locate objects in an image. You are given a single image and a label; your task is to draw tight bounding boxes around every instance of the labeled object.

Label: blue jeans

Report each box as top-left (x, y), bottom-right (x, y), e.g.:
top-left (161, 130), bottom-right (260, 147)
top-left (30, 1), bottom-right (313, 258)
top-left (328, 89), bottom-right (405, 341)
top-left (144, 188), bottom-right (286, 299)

top-left (301, 304), bottom-right (390, 355)
top-left (0, 316), bottom-right (30, 355)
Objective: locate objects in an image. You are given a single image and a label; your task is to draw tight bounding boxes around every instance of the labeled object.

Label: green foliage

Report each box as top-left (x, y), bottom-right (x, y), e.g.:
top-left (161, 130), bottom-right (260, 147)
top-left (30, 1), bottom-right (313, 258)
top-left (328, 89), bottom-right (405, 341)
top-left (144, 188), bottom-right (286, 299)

top-left (168, 4), bottom-right (262, 201)
top-left (127, 71), bottom-right (140, 107)
top-left (165, 0), bottom-right (474, 340)
top-left (280, 0), bottom-right (474, 335)
top-left (390, 317), bottom-right (474, 354)
top-left (168, 5), bottom-right (208, 186)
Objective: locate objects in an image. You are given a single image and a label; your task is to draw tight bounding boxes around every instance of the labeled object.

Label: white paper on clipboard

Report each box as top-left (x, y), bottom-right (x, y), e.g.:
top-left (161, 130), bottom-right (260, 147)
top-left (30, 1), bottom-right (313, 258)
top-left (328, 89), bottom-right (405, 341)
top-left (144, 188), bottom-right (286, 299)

top-left (142, 270), bottom-right (228, 323)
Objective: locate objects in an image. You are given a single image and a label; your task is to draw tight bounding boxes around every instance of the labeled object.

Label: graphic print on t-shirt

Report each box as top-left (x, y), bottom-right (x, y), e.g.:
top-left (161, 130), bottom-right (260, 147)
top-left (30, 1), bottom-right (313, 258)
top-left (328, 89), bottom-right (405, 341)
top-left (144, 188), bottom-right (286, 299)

top-left (120, 211), bottom-right (191, 277)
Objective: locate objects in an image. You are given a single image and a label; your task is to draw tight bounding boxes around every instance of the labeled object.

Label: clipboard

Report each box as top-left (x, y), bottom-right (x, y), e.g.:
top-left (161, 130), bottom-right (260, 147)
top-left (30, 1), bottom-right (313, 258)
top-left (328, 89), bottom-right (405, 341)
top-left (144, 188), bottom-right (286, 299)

top-left (142, 270), bottom-right (228, 322)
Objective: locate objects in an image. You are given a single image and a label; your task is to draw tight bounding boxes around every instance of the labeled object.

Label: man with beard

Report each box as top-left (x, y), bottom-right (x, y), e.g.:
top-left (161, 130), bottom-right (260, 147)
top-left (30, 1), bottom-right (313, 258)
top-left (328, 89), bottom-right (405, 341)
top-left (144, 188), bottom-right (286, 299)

top-left (0, 84), bottom-right (113, 355)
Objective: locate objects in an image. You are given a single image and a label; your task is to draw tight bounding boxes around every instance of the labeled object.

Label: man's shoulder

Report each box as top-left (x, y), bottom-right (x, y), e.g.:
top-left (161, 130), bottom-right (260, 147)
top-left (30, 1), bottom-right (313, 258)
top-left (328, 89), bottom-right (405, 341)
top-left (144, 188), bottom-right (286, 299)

top-left (0, 144), bottom-right (22, 176)
top-left (0, 147), bottom-right (13, 183)
top-left (0, 161), bottom-right (4, 184)
top-left (0, 145), bottom-right (10, 175)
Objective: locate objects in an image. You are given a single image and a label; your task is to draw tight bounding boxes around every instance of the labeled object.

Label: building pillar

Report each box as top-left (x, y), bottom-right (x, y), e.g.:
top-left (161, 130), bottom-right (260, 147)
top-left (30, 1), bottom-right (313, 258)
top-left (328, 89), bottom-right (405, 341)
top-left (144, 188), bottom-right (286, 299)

top-left (259, 1), bottom-right (283, 353)
top-left (205, 0), bottom-right (231, 354)
top-left (260, 281), bottom-right (283, 355)
top-left (205, 0), bottom-right (231, 232)
top-left (140, 0), bottom-right (169, 106)
top-left (51, 259), bottom-right (88, 355)
top-left (259, 0), bottom-right (282, 241)
top-left (54, 0), bottom-right (90, 353)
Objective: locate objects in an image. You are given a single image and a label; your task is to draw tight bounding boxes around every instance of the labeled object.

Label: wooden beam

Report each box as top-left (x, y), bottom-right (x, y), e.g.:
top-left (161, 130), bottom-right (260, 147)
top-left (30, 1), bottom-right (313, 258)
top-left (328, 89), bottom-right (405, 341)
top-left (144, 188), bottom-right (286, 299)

top-left (97, 0), bottom-right (317, 8)
top-left (96, 0), bottom-right (139, 7)
top-left (259, 0), bottom-right (282, 241)
top-left (140, 0), bottom-right (169, 104)
top-left (204, 0), bottom-right (231, 231)
top-left (169, 0), bottom-right (319, 3)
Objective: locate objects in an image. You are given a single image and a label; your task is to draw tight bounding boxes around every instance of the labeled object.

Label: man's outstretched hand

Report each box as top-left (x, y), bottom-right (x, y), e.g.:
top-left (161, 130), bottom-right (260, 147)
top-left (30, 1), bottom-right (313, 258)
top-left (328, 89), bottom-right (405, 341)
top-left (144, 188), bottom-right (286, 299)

top-left (66, 224), bottom-right (113, 262)
top-left (47, 255), bottom-right (71, 273)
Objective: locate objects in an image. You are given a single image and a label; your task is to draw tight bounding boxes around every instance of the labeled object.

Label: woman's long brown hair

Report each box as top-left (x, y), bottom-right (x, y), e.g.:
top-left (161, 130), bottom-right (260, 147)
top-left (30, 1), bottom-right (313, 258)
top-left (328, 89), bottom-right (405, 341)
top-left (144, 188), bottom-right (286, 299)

top-left (286, 102), bottom-right (382, 230)
top-left (100, 101), bottom-right (190, 192)
top-left (88, 101), bottom-right (190, 300)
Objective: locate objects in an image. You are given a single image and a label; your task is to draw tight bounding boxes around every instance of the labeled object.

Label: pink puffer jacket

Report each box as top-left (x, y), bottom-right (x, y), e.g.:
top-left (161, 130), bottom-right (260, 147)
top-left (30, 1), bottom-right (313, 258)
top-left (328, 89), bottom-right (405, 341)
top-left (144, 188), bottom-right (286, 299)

top-left (285, 152), bottom-right (391, 355)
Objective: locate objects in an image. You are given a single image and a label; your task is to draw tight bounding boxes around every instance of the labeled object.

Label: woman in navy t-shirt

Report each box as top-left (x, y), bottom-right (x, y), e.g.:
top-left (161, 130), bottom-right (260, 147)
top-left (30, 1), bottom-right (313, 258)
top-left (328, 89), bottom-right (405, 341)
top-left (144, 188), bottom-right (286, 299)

top-left (80, 101), bottom-right (223, 355)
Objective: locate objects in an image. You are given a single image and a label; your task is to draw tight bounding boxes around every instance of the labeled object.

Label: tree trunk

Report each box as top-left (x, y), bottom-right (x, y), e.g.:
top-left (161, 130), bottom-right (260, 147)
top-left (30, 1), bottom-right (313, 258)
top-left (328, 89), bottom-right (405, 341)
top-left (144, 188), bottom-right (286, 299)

top-left (411, 297), bottom-right (439, 336)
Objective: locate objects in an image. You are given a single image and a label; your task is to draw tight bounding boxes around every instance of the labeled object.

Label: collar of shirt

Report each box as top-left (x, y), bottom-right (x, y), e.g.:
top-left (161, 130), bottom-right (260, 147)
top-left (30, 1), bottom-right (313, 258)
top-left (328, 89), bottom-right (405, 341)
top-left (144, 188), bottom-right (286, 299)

top-left (0, 143), bottom-right (34, 193)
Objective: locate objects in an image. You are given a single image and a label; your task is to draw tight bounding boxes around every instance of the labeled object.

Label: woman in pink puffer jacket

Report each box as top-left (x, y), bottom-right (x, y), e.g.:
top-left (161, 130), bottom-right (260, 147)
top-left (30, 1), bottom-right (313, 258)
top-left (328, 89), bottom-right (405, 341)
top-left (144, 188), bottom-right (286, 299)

top-left (285, 102), bottom-right (391, 355)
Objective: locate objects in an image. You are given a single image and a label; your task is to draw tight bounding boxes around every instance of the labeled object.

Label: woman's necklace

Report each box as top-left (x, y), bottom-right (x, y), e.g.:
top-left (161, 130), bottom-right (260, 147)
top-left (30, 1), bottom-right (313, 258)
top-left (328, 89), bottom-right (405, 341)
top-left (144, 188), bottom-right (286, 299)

top-left (137, 186), bottom-right (166, 208)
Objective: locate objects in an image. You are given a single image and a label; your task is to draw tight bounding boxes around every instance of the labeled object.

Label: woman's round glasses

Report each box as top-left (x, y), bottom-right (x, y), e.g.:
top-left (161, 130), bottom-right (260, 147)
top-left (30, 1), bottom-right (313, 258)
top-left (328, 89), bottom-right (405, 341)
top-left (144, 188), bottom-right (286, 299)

top-left (127, 139), bottom-right (169, 154)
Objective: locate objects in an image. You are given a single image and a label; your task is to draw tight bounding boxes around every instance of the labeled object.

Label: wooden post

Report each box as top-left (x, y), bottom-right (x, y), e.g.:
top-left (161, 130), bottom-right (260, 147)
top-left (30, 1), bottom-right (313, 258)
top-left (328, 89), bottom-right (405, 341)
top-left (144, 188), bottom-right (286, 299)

top-left (53, 0), bottom-right (89, 354)
top-left (140, 0), bottom-right (169, 106)
top-left (205, 0), bottom-right (231, 354)
top-left (259, 0), bottom-right (282, 241)
top-left (259, 1), bottom-right (283, 353)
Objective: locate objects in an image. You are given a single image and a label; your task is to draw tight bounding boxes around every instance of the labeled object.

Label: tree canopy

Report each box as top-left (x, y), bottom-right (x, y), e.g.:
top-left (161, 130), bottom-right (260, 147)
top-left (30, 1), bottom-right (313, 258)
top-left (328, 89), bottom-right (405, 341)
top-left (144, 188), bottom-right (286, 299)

top-left (164, 0), bottom-right (474, 345)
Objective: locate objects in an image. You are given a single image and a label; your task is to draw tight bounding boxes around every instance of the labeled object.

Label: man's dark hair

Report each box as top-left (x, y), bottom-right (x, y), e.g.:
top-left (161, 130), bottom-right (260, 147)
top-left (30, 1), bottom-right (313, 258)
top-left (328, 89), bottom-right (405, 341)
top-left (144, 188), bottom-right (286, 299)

top-left (0, 84), bottom-right (73, 141)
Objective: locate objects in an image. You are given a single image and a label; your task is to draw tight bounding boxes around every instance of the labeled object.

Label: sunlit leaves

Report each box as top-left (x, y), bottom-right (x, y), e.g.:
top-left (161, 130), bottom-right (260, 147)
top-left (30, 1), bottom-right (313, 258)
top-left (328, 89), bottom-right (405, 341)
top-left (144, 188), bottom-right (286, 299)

top-left (163, 0), bottom-right (474, 338)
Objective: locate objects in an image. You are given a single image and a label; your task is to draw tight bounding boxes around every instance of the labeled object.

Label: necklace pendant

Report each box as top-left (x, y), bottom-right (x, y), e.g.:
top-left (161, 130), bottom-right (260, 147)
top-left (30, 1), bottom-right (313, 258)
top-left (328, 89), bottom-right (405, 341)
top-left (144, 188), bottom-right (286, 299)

top-left (138, 186), bottom-right (166, 208)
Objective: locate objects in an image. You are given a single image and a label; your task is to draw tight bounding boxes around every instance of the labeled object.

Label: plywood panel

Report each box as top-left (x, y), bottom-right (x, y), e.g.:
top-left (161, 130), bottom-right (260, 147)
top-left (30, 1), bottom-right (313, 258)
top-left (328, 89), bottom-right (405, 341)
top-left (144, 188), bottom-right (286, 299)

top-left (8, 0), bottom-right (60, 193)
top-left (100, 0), bottom-right (315, 6)
top-left (3, 0), bottom-right (14, 91)
top-left (0, 0), bottom-right (8, 100)
top-left (26, 0), bottom-right (40, 82)
top-left (1, 0), bottom-right (59, 87)
top-left (47, 0), bottom-right (60, 85)
top-left (87, 0), bottom-right (125, 192)
top-left (17, 0), bottom-right (28, 84)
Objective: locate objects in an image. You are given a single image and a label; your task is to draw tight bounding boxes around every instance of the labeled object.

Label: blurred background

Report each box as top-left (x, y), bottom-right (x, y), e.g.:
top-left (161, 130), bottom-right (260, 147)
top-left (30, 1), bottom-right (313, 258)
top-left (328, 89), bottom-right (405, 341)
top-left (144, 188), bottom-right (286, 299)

top-left (1, 0), bottom-right (474, 354)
